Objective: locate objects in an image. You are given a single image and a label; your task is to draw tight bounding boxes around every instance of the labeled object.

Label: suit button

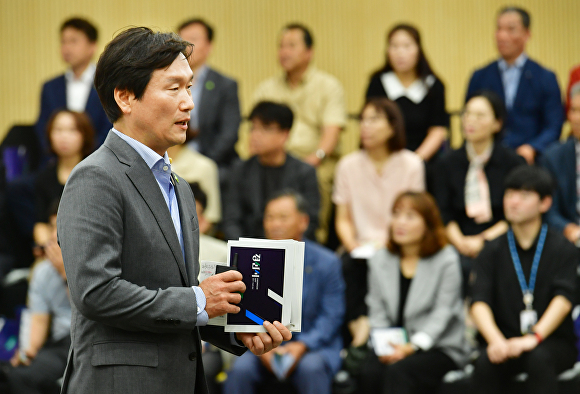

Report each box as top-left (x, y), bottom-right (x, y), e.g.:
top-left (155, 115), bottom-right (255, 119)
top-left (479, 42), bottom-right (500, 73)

top-left (189, 352), bottom-right (196, 361)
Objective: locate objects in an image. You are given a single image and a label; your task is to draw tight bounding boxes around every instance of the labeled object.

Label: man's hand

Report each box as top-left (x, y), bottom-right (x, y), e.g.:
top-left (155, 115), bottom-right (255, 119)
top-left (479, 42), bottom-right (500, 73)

top-left (236, 321), bottom-right (292, 355)
top-left (9, 348), bottom-right (36, 367)
top-left (259, 349), bottom-right (275, 373)
top-left (303, 154), bottom-right (321, 167)
top-left (487, 338), bottom-right (510, 364)
top-left (507, 335), bottom-right (539, 359)
top-left (379, 343), bottom-right (415, 365)
top-left (456, 235), bottom-right (484, 258)
top-left (44, 240), bottom-right (66, 279)
top-left (516, 144), bottom-right (536, 164)
top-left (199, 271), bottom-right (245, 319)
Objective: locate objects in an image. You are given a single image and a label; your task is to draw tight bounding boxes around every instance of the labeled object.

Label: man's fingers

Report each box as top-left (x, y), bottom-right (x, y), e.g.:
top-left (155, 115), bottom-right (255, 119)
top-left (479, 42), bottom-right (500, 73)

top-left (215, 270), bottom-right (243, 282)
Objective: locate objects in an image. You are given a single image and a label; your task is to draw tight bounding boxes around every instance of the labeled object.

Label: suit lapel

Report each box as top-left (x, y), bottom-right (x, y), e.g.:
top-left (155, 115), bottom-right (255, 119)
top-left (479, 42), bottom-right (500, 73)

top-left (492, 62), bottom-right (506, 101)
top-left (175, 180), bottom-right (196, 287)
top-left (57, 76), bottom-right (67, 108)
top-left (512, 60), bottom-right (532, 109)
top-left (105, 133), bottom-right (190, 285)
top-left (383, 257), bottom-right (399, 324)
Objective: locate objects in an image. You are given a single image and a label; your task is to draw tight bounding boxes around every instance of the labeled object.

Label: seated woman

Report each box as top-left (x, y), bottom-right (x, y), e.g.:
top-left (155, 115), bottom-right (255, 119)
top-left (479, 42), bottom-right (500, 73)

top-left (333, 97), bottom-right (424, 346)
top-left (33, 110), bottom-right (94, 248)
top-left (359, 191), bottom-right (470, 394)
top-left (432, 91), bottom-right (524, 294)
top-left (365, 24), bottom-right (448, 192)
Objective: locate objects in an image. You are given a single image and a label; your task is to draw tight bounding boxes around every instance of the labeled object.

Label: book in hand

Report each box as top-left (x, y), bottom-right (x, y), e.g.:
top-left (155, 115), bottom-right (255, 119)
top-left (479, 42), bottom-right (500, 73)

top-left (370, 327), bottom-right (408, 356)
top-left (199, 238), bottom-right (304, 333)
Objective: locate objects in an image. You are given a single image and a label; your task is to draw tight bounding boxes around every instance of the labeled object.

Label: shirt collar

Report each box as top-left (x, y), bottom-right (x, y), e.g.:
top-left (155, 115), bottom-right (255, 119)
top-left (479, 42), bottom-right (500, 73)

top-left (112, 128), bottom-right (170, 170)
top-left (380, 71), bottom-right (435, 104)
top-left (283, 64), bottom-right (315, 86)
top-left (498, 53), bottom-right (528, 72)
top-left (194, 65), bottom-right (209, 84)
top-left (64, 63), bottom-right (96, 83)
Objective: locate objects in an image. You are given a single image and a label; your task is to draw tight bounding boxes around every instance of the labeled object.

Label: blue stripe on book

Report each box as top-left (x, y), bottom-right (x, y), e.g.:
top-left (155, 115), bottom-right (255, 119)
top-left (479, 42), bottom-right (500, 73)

top-left (246, 310), bottom-right (264, 325)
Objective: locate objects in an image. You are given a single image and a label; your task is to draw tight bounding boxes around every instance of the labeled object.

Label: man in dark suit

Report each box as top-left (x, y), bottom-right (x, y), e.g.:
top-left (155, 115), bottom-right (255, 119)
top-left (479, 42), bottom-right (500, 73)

top-left (223, 101), bottom-right (320, 241)
top-left (35, 18), bottom-right (111, 161)
top-left (465, 6), bottom-right (563, 164)
top-left (540, 88), bottom-right (580, 243)
top-left (177, 18), bottom-right (241, 185)
top-left (224, 190), bottom-right (345, 394)
top-left (57, 27), bottom-right (290, 394)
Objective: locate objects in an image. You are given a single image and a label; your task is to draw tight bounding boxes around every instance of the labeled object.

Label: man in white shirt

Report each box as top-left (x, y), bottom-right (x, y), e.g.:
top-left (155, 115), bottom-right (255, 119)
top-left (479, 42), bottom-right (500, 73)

top-left (35, 18), bottom-right (111, 162)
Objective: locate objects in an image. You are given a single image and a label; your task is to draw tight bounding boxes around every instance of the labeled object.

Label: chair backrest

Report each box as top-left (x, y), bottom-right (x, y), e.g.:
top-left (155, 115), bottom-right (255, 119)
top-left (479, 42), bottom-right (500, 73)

top-left (0, 125), bottom-right (40, 190)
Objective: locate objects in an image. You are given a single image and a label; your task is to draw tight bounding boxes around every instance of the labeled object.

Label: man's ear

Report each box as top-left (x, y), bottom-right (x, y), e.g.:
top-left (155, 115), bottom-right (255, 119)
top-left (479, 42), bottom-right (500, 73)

top-left (539, 195), bottom-right (552, 214)
top-left (114, 88), bottom-right (134, 116)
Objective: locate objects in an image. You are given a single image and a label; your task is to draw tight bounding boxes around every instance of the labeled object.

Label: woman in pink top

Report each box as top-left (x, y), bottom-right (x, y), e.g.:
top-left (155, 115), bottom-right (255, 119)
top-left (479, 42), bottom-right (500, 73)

top-left (333, 97), bottom-right (424, 347)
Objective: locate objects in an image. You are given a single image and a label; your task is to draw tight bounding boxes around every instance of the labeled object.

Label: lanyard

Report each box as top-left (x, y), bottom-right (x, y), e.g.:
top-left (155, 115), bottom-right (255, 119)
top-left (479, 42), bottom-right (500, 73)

top-left (507, 224), bottom-right (548, 310)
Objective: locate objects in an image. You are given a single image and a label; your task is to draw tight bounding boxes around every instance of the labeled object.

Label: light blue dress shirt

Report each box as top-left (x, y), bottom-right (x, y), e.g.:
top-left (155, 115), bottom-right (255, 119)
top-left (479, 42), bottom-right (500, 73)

top-left (112, 128), bottom-right (208, 326)
top-left (498, 53), bottom-right (528, 110)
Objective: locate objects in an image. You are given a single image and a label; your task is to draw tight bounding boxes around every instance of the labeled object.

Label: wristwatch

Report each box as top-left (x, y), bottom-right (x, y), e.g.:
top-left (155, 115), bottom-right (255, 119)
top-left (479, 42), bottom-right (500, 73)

top-left (315, 149), bottom-right (326, 160)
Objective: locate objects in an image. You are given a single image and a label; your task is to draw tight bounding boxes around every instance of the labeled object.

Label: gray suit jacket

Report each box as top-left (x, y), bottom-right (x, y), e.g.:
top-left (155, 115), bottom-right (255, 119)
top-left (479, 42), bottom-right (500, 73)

top-left (57, 131), bottom-right (246, 394)
top-left (366, 245), bottom-right (470, 367)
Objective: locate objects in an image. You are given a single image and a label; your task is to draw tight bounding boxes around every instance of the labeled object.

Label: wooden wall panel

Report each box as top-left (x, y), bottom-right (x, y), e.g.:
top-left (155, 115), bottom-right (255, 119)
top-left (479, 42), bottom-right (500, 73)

top-left (1, 0), bottom-right (579, 153)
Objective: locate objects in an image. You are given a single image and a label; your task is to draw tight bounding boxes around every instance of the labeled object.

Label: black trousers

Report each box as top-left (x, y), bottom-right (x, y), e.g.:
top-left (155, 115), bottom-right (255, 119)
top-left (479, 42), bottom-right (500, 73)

top-left (6, 335), bottom-right (71, 394)
top-left (470, 337), bottom-right (577, 394)
top-left (357, 348), bottom-right (457, 394)
top-left (341, 253), bottom-right (368, 323)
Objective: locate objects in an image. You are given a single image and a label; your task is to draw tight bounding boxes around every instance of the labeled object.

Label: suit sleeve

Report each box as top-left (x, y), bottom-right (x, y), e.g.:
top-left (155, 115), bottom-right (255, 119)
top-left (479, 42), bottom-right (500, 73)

top-left (539, 153), bottom-right (572, 232)
top-left (204, 79), bottom-right (241, 165)
top-left (58, 164), bottom-right (199, 333)
top-left (296, 255), bottom-right (345, 351)
top-left (409, 249), bottom-right (464, 350)
top-left (35, 83), bottom-right (52, 156)
top-left (528, 71), bottom-right (564, 152)
top-left (301, 164), bottom-right (321, 240)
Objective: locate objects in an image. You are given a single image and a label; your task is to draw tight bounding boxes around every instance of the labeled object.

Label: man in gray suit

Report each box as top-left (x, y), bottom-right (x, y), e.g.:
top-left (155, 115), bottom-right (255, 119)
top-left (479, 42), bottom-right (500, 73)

top-left (178, 18), bottom-right (241, 185)
top-left (57, 27), bottom-right (291, 394)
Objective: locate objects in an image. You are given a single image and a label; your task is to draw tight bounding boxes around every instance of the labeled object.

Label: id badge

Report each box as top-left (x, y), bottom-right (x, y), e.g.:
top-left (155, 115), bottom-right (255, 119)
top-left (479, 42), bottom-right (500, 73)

top-left (520, 310), bottom-right (538, 334)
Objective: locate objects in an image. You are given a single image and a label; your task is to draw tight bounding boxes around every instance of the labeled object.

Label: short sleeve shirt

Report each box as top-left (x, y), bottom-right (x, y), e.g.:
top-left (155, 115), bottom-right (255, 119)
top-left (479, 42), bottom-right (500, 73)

top-left (332, 150), bottom-right (425, 246)
top-left (253, 66), bottom-right (347, 158)
top-left (471, 227), bottom-right (577, 343)
top-left (28, 260), bottom-right (71, 342)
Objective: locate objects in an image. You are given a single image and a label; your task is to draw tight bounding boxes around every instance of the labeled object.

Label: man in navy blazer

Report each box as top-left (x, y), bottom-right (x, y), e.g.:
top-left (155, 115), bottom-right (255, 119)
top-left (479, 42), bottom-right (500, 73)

top-left (540, 88), bottom-right (580, 243)
top-left (224, 190), bottom-right (345, 394)
top-left (178, 19), bottom-right (241, 182)
top-left (465, 6), bottom-right (563, 164)
top-left (35, 18), bottom-right (111, 162)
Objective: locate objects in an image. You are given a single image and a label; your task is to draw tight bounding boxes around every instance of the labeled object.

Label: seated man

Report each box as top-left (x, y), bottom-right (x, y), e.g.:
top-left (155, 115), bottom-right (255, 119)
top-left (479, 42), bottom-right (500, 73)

top-left (223, 102), bottom-right (320, 240)
top-left (465, 7), bottom-right (563, 164)
top-left (470, 165), bottom-right (578, 394)
top-left (224, 190), bottom-right (345, 394)
top-left (541, 87), bottom-right (580, 244)
top-left (4, 200), bottom-right (71, 394)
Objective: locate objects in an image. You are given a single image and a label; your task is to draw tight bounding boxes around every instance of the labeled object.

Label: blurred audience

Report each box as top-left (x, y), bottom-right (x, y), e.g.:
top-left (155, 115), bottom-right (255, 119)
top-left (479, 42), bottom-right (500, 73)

top-left (168, 132), bottom-right (222, 227)
top-left (433, 91), bottom-right (524, 295)
top-left (470, 165), bottom-right (578, 393)
top-left (223, 101), bottom-right (320, 240)
top-left (253, 23), bottom-right (346, 244)
top-left (465, 7), bottom-right (563, 164)
top-left (177, 18), bottom-right (242, 190)
top-left (541, 86), bottom-right (580, 243)
top-left (33, 110), bottom-right (94, 248)
top-left (2, 201), bottom-right (71, 394)
top-left (190, 182), bottom-right (227, 263)
top-left (225, 190), bottom-right (345, 394)
top-left (359, 191), bottom-right (469, 394)
top-left (35, 17), bottom-right (110, 163)
top-left (333, 98), bottom-right (424, 346)
top-left (365, 24), bottom-right (448, 191)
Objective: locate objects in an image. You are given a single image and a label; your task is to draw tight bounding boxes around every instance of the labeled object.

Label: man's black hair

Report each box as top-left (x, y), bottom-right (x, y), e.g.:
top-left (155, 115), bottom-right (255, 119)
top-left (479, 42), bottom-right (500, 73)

top-left (266, 189), bottom-right (309, 215)
top-left (177, 18), bottom-right (214, 42)
top-left (94, 27), bottom-right (193, 123)
top-left (61, 17), bottom-right (98, 42)
top-left (504, 165), bottom-right (554, 199)
top-left (498, 6), bottom-right (531, 29)
top-left (283, 23), bottom-right (314, 49)
top-left (248, 101), bottom-right (294, 130)
top-left (189, 182), bottom-right (208, 212)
